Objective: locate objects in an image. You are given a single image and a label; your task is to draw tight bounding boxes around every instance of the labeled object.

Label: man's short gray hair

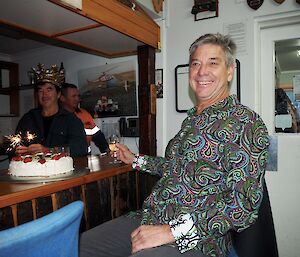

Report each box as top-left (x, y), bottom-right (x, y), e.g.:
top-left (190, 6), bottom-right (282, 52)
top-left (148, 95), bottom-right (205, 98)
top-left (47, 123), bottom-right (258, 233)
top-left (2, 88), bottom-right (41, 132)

top-left (189, 33), bottom-right (237, 67)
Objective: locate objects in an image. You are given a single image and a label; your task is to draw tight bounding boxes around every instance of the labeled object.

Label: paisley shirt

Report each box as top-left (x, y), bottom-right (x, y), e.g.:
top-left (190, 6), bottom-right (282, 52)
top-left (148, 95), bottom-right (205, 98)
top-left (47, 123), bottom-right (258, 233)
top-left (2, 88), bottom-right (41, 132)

top-left (132, 95), bottom-right (269, 257)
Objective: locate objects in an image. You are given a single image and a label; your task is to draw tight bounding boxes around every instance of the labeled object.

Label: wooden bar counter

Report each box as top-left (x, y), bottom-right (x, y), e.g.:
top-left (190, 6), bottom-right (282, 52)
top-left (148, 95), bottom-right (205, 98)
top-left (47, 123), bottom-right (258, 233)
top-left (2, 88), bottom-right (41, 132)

top-left (0, 155), bottom-right (138, 231)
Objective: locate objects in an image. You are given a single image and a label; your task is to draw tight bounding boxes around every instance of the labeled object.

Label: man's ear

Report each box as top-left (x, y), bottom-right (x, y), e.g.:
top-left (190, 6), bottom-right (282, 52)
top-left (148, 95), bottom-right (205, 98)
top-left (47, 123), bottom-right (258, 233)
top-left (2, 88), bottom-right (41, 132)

top-left (227, 64), bottom-right (235, 82)
top-left (57, 91), bottom-right (62, 101)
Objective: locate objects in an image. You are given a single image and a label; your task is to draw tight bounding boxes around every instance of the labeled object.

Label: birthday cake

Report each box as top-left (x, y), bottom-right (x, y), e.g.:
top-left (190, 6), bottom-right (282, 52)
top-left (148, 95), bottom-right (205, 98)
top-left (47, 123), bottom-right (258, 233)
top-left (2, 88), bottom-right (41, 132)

top-left (9, 152), bottom-right (74, 177)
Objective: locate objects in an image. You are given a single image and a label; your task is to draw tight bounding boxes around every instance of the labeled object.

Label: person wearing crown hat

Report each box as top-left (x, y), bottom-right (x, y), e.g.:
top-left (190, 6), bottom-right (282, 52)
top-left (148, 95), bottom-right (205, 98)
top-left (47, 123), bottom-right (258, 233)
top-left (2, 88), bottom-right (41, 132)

top-left (15, 64), bottom-right (88, 157)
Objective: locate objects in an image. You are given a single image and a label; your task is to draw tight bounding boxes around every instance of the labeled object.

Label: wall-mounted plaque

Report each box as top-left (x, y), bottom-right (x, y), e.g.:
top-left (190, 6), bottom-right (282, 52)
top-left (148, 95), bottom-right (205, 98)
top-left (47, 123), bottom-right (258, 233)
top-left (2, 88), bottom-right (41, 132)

top-left (247, 0), bottom-right (264, 10)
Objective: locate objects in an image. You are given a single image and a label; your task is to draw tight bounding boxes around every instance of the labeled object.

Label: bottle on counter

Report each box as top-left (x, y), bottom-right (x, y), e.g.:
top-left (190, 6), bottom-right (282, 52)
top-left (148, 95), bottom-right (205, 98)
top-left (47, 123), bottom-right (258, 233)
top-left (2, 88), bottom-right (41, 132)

top-left (59, 62), bottom-right (65, 83)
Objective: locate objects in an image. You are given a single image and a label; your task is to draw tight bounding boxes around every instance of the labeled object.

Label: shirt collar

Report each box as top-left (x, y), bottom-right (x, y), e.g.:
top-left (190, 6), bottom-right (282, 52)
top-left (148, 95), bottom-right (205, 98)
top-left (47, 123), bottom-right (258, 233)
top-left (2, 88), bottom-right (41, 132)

top-left (187, 95), bottom-right (239, 117)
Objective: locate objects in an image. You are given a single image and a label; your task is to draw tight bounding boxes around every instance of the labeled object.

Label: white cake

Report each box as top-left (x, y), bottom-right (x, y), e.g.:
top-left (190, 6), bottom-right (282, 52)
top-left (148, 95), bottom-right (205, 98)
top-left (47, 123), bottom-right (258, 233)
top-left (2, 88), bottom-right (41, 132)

top-left (9, 152), bottom-right (74, 177)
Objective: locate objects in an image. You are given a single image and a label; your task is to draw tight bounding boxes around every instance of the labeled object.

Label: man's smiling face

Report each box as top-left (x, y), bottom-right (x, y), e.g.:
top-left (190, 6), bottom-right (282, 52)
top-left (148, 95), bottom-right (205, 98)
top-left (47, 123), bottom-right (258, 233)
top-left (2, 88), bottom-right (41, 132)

top-left (189, 43), bottom-right (234, 107)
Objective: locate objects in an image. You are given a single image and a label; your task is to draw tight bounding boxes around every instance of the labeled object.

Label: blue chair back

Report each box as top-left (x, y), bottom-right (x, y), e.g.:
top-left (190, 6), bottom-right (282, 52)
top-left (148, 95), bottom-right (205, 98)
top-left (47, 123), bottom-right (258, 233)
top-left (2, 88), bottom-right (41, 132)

top-left (0, 200), bottom-right (84, 257)
top-left (228, 247), bottom-right (238, 257)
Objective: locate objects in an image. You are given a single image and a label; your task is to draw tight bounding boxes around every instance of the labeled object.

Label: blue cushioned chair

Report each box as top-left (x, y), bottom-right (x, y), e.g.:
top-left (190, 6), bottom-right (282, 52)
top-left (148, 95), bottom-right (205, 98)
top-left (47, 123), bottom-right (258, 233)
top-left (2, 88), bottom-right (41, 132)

top-left (0, 200), bottom-right (84, 257)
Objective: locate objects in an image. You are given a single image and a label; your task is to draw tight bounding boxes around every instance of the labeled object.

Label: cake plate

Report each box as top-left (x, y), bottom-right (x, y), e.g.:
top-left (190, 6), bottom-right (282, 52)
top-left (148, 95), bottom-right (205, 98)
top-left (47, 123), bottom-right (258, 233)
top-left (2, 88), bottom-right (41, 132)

top-left (0, 167), bottom-right (89, 183)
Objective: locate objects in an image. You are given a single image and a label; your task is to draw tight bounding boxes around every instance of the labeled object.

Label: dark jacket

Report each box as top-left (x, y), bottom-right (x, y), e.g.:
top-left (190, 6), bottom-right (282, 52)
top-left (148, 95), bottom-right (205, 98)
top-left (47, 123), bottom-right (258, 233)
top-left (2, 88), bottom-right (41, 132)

top-left (15, 107), bottom-right (88, 157)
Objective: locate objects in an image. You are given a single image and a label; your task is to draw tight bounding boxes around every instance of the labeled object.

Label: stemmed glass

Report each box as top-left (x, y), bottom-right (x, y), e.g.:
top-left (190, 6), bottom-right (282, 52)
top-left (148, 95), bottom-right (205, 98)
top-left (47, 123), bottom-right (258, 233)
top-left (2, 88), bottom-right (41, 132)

top-left (108, 134), bottom-right (121, 164)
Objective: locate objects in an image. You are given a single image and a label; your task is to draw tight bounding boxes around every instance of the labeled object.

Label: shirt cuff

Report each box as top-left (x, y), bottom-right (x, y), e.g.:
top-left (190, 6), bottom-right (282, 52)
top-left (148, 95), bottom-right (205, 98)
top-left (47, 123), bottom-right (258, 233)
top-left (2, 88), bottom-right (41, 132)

top-left (132, 154), bottom-right (146, 170)
top-left (169, 213), bottom-right (200, 253)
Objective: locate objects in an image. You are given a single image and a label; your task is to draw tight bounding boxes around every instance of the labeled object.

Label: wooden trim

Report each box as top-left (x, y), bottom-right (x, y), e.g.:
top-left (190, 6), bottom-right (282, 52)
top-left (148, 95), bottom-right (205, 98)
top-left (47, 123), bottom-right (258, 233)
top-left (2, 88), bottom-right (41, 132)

top-left (51, 23), bottom-right (103, 37)
top-left (51, 193), bottom-right (58, 211)
top-left (11, 205), bottom-right (18, 226)
top-left (31, 199), bottom-right (37, 220)
top-left (81, 184), bottom-right (89, 230)
top-left (50, 0), bottom-right (160, 49)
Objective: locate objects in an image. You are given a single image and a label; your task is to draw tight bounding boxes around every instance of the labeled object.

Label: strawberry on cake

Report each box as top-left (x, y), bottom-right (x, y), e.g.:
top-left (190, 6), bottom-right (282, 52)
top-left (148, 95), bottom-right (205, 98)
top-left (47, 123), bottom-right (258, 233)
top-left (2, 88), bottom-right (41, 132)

top-left (9, 152), bottom-right (74, 177)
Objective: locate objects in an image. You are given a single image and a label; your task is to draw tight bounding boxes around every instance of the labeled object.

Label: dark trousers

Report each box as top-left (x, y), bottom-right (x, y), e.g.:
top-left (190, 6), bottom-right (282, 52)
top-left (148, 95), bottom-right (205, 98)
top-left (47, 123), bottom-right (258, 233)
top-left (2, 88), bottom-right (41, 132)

top-left (79, 215), bottom-right (208, 257)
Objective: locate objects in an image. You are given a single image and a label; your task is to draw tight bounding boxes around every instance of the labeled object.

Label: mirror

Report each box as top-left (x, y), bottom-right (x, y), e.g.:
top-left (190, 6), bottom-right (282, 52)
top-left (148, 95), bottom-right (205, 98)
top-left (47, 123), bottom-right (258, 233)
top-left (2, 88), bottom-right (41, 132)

top-left (275, 38), bottom-right (300, 133)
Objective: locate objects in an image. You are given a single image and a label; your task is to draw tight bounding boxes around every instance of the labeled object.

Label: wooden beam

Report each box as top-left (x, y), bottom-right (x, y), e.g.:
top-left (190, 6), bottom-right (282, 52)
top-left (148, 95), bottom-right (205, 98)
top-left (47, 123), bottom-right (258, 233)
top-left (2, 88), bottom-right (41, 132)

top-left (137, 45), bottom-right (158, 205)
top-left (83, 0), bottom-right (160, 49)
top-left (51, 23), bottom-right (103, 37)
top-left (58, 0), bottom-right (161, 49)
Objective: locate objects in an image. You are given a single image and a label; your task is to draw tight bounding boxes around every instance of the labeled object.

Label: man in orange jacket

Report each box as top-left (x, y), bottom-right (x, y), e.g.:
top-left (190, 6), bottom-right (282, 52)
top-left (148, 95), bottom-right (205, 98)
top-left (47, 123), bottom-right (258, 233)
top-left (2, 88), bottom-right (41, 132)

top-left (60, 83), bottom-right (108, 154)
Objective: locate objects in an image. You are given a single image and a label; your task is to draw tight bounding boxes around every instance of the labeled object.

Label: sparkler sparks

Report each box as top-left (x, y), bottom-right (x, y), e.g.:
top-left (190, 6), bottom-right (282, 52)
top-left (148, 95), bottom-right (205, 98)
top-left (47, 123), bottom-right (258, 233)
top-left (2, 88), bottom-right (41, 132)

top-left (5, 133), bottom-right (22, 151)
top-left (5, 132), bottom-right (36, 151)
top-left (26, 131), bottom-right (36, 142)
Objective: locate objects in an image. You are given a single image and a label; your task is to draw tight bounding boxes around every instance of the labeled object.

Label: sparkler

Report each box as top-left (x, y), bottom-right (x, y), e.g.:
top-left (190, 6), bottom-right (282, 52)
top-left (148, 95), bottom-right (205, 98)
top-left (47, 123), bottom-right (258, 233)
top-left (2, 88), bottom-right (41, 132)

top-left (25, 131), bottom-right (36, 142)
top-left (5, 132), bottom-right (36, 151)
top-left (5, 133), bottom-right (22, 151)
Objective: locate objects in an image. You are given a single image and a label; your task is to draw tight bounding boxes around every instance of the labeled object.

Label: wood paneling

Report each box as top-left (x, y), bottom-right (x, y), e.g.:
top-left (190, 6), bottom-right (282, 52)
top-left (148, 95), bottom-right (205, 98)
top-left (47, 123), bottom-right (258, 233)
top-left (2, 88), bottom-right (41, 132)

top-left (137, 45), bottom-right (159, 205)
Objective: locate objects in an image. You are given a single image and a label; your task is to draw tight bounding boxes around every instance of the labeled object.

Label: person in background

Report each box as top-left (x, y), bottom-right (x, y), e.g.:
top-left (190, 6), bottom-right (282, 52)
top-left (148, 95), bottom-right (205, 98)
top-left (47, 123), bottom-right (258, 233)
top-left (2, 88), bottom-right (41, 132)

top-left (15, 64), bottom-right (88, 158)
top-left (60, 83), bottom-right (108, 154)
top-left (79, 33), bottom-right (269, 257)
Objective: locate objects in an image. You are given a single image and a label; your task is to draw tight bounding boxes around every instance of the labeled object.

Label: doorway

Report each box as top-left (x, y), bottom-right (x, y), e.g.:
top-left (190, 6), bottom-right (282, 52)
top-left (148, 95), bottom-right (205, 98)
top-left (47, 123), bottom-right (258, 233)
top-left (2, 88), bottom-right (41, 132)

top-left (257, 10), bottom-right (300, 257)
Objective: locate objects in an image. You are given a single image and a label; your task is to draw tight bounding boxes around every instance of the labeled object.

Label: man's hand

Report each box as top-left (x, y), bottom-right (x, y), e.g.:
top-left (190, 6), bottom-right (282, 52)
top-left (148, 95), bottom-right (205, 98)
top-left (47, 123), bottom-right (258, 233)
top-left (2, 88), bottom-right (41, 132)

top-left (15, 145), bottom-right (29, 155)
top-left (16, 144), bottom-right (47, 155)
top-left (131, 225), bottom-right (175, 254)
top-left (116, 143), bottom-right (135, 165)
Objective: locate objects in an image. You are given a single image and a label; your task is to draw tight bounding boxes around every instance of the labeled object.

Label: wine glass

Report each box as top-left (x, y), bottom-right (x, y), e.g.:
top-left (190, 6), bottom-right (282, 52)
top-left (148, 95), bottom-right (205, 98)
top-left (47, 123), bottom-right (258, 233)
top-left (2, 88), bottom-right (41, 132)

top-left (108, 134), bottom-right (121, 164)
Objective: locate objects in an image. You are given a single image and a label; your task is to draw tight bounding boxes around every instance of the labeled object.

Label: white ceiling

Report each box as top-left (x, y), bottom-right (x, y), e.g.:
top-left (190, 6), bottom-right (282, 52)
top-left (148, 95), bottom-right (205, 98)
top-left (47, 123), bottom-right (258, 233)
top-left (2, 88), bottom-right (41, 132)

top-left (0, 0), bottom-right (161, 58)
top-left (0, 35), bottom-right (47, 54)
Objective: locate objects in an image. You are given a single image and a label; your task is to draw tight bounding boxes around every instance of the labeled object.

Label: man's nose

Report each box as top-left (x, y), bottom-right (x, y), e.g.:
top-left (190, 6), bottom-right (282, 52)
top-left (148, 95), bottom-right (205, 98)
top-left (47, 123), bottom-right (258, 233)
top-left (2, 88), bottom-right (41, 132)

top-left (40, 90), bottom-right (47, 97)
top-left (197, 64), bottom-right (208, 76)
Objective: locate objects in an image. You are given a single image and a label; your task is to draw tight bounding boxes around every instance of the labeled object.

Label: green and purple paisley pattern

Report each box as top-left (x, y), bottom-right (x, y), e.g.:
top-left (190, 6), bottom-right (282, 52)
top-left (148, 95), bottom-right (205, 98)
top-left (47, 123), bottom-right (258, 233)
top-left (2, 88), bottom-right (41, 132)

top-left (135, 95), bottom-right (269, 257)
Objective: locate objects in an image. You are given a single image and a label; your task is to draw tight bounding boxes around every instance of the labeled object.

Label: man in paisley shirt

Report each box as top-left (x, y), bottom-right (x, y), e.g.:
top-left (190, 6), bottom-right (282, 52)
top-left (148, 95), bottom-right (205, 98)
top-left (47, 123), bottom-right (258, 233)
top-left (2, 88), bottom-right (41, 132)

top-left (79, 33), bottom-right (269, 257)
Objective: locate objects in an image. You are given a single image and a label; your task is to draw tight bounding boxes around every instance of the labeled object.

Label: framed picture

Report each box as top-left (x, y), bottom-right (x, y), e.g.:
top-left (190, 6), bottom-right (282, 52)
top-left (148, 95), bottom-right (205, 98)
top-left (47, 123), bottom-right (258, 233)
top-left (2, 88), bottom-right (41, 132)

top-left (155, 69), bottom-right (163, 98)
top-left (78, 60), bottom-right (137, 118)
top-left (175, 59), bottom-right (240, 112)
top-left (193, 0), bottom-right (218, 21)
